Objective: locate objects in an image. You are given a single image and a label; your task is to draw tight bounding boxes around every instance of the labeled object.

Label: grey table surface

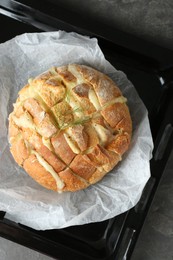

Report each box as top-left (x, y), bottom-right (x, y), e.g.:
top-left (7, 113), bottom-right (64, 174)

top-left (131, 150), bottom-right (173, 260)
top-left (0, 0), bottom-right (173, 259)
top-left (57, 0), bottom-right (173, 51)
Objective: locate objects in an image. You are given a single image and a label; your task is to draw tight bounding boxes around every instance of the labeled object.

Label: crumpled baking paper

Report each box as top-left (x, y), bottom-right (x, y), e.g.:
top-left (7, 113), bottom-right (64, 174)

top-left (0, 31), bottom-right (153, 230)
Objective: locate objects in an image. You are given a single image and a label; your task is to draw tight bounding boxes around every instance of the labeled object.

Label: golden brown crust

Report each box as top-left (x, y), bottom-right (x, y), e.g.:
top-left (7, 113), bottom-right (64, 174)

top-left (8, 118), bottom-right (20, 139)
top-left (70, 154), bottom-right (96, 181)
top-left (106, 133), bottom-right (131, 155)
top-left (51, 101), bottom-right (74, 127)
top-left (10, 135), bottom-right (29, 166)
top-left (31, 71), bottom-right (66, 107)
top-left (58, 168), bottom-right (89, 192)
top-left (84, 123), bottom-right (100, 147)
top-left (51, 132), bottom-right (76, 165)
top-left (85, 144), bottom-right (121, 171)
top-left (68, 125), bottom-right (88, 151)
top-left (88, 168), bottom-right (107, 184)
top-left (23, 154), bottom-right (57, 191)
top-left (75, 64), bottom-right (122, 105)
top-left (23, 98), bottom-right (57, 138)
top-left (101, 102), bottom-right (132, 132)
top-left (72, 83), bottom-right (96, 115)
top-left (8, 64), bottom-right (132, 192)
top-left (56, 66), bottom-right (77, 83)
top-left (22, 129), bottom-right (66, 173)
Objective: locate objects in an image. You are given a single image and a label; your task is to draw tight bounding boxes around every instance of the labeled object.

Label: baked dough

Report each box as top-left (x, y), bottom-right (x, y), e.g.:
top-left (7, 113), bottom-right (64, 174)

top-left (8, 64), bottom-right (132, 192)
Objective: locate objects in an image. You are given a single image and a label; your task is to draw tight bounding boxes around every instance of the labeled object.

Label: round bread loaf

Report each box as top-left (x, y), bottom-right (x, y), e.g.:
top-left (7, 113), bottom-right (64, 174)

top-left (8, 64), bottom-right (132, 192)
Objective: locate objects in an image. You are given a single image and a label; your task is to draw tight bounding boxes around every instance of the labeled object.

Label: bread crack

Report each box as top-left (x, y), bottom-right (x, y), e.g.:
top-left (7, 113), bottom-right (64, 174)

top-left (68, 166), bottom-right (90, 185)
top-left (28, 85), bottom-right (61, 129)
top-left (31, 150), bottom-right (65, 191)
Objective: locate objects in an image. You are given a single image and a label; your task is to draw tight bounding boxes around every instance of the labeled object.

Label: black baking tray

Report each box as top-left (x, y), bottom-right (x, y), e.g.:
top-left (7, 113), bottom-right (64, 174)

top-left (0, 1), bottom-right (173, 259)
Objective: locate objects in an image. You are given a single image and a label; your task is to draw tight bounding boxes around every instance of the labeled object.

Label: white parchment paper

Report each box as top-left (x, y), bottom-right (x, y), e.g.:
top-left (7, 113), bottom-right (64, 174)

top-left (0, 31), bottom-right (153, 230)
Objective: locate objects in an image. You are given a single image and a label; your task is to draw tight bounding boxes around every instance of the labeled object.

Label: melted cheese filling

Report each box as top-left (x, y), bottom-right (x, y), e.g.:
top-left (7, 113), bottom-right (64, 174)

top-left (68, 64), bottom-right (84, 85)
top-left (103, 96), bottom-right (127, 109)
top-left (88, 88), bottom-right (101, 110)
top-left (42, 137), bottom-right (53, 151)
top-left (64, 132), bottom-right (80, 154)
top-left (12, 112), bottom-right (36, 130)
top-left (32, 150), bottom-right (64, 190)
top-left (92, 123), bottom-right (112, 146)
top-left (66, 94), bottom-right (84, 118)
top-left (114, 96), bottom-right (127, 104)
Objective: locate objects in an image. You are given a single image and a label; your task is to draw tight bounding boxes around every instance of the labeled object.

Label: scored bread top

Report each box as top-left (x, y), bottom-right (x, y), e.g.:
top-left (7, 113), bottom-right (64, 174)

top-left (8, 64), bottom-right (132, 192)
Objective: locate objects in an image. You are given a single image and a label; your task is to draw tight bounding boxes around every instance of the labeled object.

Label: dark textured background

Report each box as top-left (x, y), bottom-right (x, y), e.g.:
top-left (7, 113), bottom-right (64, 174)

top-left (56, 0), bottom-right (173, 50)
